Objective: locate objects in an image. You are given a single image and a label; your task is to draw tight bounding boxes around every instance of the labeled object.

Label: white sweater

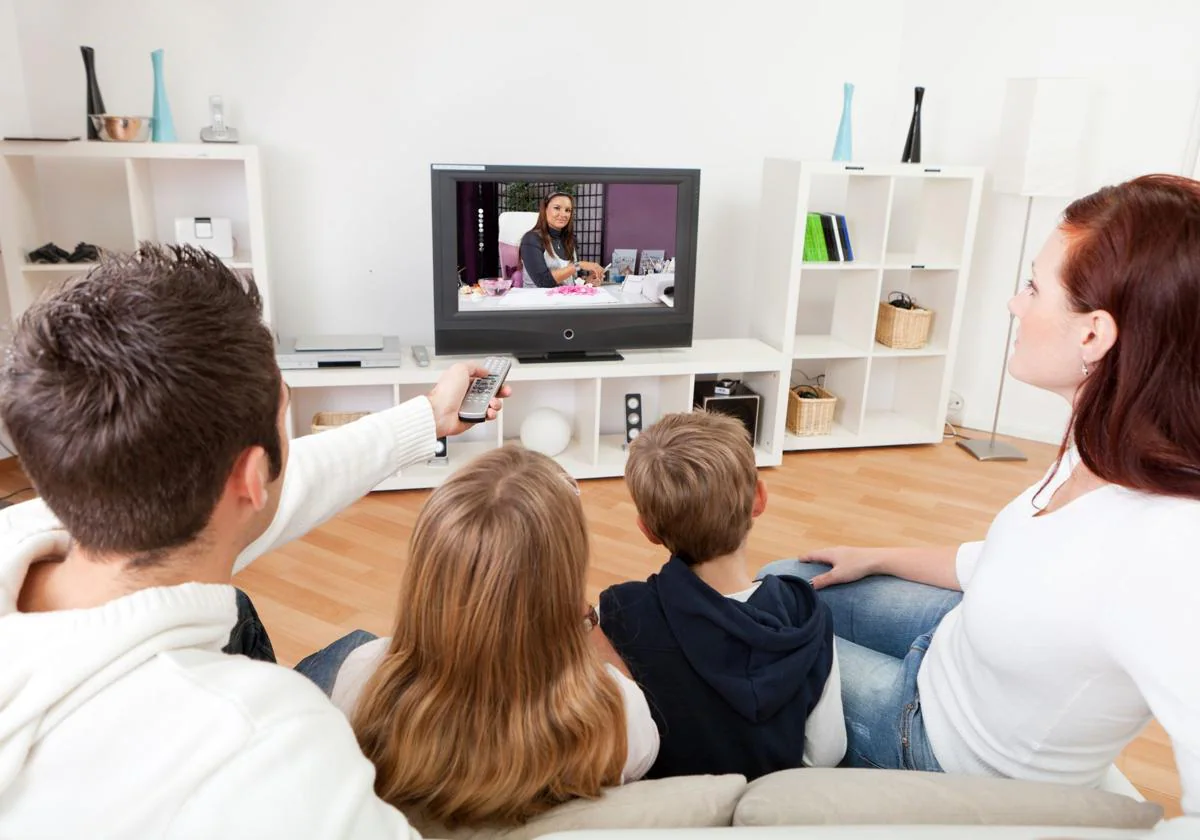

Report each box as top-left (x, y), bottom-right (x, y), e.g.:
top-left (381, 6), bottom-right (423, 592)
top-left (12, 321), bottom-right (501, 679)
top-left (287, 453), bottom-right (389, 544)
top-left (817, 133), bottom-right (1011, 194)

top-left (0, 399), bottom-right (437, 839)
top-left (918, 449), bottom-right (1200, 814)
top-left (331, 638), bottom-right (661, 782)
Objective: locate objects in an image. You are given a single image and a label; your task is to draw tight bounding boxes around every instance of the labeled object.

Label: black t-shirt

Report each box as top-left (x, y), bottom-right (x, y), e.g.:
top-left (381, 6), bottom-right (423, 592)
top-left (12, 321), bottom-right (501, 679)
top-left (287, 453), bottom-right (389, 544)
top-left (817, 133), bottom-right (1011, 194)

top-left (519, 228), bottom-right (572, 288)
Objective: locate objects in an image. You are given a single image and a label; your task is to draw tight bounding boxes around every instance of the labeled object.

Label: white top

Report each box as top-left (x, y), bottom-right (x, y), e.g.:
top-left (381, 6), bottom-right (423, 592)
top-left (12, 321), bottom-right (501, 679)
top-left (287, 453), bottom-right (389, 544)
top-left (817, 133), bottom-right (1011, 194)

top-left (918, 449), bottom-right (1200, 814)
top-left (331, 637), bottom-right (660, 782)
top-left (0, 399), bottom-right (438, 839)
top-left (726, 582), bottom-right (847, 768)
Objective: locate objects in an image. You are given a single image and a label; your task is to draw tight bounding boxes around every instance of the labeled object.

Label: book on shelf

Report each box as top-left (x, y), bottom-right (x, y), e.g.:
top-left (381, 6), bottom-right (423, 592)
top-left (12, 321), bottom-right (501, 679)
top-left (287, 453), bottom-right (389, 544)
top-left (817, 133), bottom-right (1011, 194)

top-left (802, 212), bottom-right (854, 263)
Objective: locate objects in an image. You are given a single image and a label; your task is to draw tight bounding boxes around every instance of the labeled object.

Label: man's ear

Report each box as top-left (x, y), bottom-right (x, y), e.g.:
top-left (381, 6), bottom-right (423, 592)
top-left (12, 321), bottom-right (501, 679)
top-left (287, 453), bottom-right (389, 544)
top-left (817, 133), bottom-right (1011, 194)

top-left (226, 445), bottom-right (272, 512)
top-left (636, 517), bottom-right (663, 546)
top-left (752, 479), bottom-right (768, 519)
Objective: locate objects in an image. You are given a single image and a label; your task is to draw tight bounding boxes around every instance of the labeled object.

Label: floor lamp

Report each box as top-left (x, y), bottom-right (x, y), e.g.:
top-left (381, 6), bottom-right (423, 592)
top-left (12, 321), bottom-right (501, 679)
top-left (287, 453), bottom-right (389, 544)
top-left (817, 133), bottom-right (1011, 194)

top-left (958, 77), bottom-right (1090, 462)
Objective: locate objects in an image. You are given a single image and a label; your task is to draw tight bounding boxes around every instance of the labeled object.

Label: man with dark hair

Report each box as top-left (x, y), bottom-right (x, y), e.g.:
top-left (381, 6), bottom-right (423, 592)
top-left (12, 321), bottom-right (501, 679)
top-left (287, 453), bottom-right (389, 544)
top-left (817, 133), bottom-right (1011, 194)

top-left (0, 246), bottom-right (506, 837)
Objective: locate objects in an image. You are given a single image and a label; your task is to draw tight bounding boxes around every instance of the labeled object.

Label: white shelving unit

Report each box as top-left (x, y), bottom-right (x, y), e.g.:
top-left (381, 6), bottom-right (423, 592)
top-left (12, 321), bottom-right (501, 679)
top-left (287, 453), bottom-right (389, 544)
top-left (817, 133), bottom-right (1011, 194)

top-left (281, 338), bottom-right (787, 491)
top-left (0, 148), bottom-right (983, 490)
top-left (751, 159), bottom-right (984, 452)
top-left (0, 140), bottom-right (271, 324)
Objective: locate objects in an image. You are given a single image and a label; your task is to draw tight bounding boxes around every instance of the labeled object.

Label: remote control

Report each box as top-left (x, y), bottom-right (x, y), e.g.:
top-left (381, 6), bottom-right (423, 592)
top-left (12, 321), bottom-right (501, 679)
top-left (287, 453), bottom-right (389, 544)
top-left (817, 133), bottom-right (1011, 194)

top-left (411, 345), bottom-right (430, 367)
top-left (457, 356), bottom-right (512, 424)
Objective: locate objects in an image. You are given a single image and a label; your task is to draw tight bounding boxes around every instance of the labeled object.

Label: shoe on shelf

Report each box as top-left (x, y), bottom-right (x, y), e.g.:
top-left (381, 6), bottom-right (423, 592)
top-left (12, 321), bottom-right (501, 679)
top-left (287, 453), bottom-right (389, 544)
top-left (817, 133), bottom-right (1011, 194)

top-left (27, 242), bottom-right (72, 264)
top-left (67, 242), bottom-right (101, 263)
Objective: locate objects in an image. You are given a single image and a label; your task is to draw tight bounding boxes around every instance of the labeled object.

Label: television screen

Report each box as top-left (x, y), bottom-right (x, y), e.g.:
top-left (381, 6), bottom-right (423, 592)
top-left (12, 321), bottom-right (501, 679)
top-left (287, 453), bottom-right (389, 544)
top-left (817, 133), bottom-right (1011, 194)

top-left (453, 180), bottom-right (681, 312)
top-left (431, 165), bottom-right (699, 361)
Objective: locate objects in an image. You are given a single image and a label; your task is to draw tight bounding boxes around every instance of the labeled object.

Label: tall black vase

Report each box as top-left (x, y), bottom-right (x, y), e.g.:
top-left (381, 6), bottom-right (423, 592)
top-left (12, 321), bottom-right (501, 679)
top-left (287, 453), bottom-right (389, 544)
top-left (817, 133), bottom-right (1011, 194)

top-left (81, 46), bottom-right (107, 140)
top-left (901, 86), bottom-right (924, 164)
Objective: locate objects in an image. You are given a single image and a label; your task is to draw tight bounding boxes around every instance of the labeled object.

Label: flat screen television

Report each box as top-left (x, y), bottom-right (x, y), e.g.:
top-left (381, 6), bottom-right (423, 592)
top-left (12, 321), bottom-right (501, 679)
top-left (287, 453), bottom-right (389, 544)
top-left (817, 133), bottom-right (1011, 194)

top-left (430, 164), bottom-right (700, 362)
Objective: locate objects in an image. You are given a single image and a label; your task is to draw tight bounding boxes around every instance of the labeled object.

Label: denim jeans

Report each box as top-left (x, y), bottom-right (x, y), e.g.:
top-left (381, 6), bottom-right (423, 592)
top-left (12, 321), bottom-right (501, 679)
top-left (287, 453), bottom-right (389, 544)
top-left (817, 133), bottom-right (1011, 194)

top-left (757, 560), bottom-right (961, 771)
top-left (294, 630), bottom-right (379, 696)
top-left (223, 589), bottom-right (277, 663)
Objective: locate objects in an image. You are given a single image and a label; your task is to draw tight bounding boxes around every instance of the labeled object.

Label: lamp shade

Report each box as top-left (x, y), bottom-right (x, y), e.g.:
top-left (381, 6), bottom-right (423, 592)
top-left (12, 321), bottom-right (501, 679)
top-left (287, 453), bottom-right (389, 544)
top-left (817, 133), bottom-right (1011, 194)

top-left (993, 78), bottom-right (1091, 197)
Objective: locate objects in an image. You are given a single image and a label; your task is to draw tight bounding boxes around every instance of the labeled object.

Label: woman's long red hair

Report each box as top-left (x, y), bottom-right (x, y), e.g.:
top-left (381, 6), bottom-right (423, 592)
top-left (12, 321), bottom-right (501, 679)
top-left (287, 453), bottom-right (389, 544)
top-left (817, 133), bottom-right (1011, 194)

top-left (1058, 174), bottom-right (1200, 499)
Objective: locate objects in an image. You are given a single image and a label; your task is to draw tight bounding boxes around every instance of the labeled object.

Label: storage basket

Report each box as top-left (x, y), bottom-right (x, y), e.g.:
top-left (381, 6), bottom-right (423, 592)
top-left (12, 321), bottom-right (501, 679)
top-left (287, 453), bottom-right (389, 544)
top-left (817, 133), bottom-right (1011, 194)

top-left (875, 296), bottom-right (933, 349)
top-left (311, 411), bottom-right (370, 434)
top-left (786, 385), bottom-right (837, 436)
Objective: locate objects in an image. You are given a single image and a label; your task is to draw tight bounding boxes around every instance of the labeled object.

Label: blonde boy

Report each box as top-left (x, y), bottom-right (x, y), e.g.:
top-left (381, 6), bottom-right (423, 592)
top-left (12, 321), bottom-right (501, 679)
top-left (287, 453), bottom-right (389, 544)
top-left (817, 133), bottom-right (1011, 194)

top-left (598, 411), bottom-right (845, 778)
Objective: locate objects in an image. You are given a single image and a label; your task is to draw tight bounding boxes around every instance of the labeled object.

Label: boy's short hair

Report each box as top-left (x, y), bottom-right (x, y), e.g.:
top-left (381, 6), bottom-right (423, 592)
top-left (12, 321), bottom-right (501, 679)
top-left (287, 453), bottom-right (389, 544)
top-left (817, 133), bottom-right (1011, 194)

top-left (624, 411), bottom-right (758, 565)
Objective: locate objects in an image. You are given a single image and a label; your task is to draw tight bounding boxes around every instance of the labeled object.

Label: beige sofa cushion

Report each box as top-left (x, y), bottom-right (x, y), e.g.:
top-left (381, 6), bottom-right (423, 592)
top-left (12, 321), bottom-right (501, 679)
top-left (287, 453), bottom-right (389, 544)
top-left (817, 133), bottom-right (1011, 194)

top-left (733, 769), bottom-right (1163, 829)
top-left (411, 774), bottom-right (747, 840)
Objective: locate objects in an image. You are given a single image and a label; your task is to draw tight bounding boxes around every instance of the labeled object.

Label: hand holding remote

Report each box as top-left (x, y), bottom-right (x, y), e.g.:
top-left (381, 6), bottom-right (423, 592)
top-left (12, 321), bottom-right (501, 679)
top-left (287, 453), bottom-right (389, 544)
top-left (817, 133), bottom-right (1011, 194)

top-left (427, 362), bottom-right (511, 438)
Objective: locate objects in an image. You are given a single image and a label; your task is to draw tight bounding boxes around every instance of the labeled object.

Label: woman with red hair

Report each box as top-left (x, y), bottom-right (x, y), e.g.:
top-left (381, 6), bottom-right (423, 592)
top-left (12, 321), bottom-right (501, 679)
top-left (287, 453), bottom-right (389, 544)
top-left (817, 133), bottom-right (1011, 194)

top-left (760, 174), bottom-right (1200, 813)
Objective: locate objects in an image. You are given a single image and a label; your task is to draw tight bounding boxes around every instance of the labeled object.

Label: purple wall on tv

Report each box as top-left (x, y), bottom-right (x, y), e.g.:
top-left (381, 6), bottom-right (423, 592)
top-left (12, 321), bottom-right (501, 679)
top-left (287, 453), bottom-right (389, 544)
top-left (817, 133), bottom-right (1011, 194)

top-left (604, 183), bottom-right (678, 266)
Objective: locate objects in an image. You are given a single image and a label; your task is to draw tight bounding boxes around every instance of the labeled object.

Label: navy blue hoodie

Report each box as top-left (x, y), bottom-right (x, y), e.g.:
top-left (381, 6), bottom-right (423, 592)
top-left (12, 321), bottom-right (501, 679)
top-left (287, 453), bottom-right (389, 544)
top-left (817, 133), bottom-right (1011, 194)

top-left (599, 557), bottom-right (834, 780)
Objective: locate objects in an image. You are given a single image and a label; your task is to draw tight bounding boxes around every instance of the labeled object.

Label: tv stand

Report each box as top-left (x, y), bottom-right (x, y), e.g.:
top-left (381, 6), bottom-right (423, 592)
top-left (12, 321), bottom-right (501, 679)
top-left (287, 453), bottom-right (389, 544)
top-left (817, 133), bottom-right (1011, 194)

top-left (515, 350), bottom-right (625, 364)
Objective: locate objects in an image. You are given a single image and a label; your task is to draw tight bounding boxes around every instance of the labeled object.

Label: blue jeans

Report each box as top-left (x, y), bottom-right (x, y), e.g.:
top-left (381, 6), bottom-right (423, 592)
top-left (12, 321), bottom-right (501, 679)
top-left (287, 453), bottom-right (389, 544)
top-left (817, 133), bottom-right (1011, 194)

top-left (757, 560), bottom-right (961, 771)
top-left (294, 630), bottom-right (379, 696)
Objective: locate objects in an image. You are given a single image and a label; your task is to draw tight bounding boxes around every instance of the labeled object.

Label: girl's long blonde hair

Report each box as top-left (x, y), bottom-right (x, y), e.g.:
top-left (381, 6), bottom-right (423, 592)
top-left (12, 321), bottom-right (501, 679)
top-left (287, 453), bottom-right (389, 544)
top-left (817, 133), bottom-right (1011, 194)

top-left (352, 445), bottom-right (627, 827)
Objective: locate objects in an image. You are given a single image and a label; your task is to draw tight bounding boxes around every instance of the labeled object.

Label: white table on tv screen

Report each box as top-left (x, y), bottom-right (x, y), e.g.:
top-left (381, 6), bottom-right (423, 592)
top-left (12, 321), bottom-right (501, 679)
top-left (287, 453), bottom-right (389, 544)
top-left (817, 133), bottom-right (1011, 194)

top-left (458, 284), bottom-right (666, 311)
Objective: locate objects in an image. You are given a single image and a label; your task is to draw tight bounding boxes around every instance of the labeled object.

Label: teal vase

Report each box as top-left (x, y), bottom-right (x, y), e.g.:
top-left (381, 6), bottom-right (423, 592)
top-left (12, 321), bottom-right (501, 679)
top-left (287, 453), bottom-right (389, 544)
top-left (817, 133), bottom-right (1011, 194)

top-left (151, 49), bottom-right (176, 142)
top-left (832, 82), bottom-right (853, 161)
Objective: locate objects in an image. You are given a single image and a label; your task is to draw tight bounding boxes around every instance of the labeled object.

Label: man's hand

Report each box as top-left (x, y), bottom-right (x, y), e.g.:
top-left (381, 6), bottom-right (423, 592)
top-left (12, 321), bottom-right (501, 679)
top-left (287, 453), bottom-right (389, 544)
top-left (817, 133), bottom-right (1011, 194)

top-left (427, 362), bottom-right (512, 438)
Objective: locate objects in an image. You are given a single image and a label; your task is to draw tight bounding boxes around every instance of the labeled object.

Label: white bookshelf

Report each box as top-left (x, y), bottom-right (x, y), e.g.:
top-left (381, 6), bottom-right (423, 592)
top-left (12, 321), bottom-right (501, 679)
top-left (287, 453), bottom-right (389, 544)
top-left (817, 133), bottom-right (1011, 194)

top-left (751, 159), bottom-right (984, 452)
top-left (0, 140), bottom-right (272, 325)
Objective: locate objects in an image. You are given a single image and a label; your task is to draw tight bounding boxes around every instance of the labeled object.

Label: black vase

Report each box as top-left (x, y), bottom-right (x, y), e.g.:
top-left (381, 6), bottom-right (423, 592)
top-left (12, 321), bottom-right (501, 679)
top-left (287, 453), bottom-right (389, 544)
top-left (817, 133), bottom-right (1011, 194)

top-left (81, 46), bottom-right (107, 140)
top-left (901, 86), bottom-right (924, 164)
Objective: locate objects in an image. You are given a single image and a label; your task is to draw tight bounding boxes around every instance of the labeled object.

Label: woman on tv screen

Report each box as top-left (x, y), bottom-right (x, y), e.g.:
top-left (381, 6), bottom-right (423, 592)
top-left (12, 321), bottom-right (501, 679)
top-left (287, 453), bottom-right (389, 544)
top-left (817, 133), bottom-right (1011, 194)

top-left (519, 192), bottom-right (606, 288)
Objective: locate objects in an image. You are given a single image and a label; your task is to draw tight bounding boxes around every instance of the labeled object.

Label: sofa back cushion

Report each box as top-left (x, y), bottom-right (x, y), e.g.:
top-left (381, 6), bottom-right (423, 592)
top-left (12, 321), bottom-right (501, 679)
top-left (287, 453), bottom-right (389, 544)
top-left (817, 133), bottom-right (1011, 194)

top-left (733, 769), bottom-right (1162, 829)
top-left (411, 774), bottom-right (747, 840)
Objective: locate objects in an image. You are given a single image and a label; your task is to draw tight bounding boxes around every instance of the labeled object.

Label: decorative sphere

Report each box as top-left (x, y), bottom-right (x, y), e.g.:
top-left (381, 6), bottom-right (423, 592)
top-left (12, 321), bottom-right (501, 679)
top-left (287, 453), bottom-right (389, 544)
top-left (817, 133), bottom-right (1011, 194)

top-left (519, 408), bottom-right (572, 457)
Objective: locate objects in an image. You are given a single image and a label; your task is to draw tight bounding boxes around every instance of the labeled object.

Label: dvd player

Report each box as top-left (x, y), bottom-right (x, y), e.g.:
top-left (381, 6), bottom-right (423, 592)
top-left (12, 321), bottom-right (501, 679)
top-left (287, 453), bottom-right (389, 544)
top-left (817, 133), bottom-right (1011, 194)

top-left (276, 335), bottom-right (404, 370)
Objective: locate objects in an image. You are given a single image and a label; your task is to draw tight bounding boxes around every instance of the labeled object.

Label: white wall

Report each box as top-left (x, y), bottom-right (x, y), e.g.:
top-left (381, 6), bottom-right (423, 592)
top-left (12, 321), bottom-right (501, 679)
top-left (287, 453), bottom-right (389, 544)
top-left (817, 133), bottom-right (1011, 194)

top-left (7, 0), bottom-right (1200, 444)
top-left (0, 0), bottom-right (28, 457)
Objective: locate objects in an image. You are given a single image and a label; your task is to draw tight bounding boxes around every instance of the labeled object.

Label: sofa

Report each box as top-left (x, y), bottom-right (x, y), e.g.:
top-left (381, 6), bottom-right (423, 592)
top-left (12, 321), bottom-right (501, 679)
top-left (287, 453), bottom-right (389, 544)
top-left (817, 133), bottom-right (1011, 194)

top-left (411, 768), bottom-right (1168, 840)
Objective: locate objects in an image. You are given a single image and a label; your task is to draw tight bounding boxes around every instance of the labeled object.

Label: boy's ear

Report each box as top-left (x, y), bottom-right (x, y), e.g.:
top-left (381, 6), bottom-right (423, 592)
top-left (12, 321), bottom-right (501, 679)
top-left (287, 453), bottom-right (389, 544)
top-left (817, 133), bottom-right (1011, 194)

top-left (636, 517), bottom-right (663, 546)
top-left (751, 479), bottom-right (768, 519)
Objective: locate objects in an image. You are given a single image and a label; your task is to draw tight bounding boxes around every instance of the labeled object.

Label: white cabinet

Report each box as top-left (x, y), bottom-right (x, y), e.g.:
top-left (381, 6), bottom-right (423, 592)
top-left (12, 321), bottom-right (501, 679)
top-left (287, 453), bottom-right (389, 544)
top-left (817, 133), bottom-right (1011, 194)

top-left (752, 159), bottom-right (984, 451)
top-left (0, 140), bottom-right (272, 324)
top-left (279, 339), bottom-right (787, 491)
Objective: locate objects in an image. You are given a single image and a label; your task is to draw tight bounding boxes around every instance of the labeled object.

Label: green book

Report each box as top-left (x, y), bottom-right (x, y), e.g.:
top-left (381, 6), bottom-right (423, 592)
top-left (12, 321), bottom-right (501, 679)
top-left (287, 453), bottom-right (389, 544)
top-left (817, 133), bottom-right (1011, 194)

top-left (803, 213), bottom-right (829, 261)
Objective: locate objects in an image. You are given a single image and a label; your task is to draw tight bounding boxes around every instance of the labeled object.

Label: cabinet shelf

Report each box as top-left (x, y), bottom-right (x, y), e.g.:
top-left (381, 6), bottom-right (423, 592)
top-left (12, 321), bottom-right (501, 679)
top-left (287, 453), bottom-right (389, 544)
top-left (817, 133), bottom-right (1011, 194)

top-left (799, 261), bottom-right (880, 271)
top-left (793, 335), bottom-right (870, 359)
top-left (871, 344), bottom-right (947, 358)
top-left (21, 255), bottom-right (254, 275)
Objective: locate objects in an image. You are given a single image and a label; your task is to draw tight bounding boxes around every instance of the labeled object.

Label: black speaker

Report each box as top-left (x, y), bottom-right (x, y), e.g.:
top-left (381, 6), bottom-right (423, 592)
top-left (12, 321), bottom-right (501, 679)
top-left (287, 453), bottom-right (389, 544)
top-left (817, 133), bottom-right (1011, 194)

top-left (694, 379), bottom-right (760, 443)
top-left (429, 436), bottom-right (449, 465)
top-left (624, 393), bottom-right (643, 447)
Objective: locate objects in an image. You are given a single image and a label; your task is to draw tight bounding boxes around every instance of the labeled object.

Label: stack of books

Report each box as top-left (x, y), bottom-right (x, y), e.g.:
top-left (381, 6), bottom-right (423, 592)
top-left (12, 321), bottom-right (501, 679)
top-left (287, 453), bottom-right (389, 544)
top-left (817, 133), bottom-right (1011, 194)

top-left (802, 213), bottom-right (854, 262)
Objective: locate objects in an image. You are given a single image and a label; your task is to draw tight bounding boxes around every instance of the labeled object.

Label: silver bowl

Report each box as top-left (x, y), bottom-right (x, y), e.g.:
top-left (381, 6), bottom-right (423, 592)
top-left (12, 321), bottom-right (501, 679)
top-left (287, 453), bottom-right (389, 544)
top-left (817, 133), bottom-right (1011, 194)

top-left (89, 115), bottom-right (152, 142)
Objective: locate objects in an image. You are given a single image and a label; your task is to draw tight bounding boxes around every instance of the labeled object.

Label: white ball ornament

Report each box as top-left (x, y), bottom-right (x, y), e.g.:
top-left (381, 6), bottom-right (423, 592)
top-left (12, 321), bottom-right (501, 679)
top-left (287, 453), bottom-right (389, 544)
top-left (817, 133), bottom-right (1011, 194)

top-left (519, 408), bottom-right (572, 457)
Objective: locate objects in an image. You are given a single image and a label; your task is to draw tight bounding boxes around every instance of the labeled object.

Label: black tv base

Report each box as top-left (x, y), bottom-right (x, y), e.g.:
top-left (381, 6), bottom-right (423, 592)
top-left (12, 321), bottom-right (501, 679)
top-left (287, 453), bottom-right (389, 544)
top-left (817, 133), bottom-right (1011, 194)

top-left (515, 350), bottom-right (625, 364)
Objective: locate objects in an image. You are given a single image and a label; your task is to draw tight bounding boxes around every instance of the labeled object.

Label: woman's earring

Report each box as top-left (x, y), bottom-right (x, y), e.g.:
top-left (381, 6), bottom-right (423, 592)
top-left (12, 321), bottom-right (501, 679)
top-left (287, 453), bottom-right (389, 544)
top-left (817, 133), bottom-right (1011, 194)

top-left (1081, 360), bottom-right (1090, 377)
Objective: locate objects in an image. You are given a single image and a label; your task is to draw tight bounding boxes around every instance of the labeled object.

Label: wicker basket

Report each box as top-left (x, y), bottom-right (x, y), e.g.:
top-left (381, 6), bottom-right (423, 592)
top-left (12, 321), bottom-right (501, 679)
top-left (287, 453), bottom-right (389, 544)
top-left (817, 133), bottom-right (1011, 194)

top-left (787, 385), bottom-right (837, 436)
top-left (875, 301), bottom-right (933, 349)
top-left (311, 411), bottom-right (370, 434)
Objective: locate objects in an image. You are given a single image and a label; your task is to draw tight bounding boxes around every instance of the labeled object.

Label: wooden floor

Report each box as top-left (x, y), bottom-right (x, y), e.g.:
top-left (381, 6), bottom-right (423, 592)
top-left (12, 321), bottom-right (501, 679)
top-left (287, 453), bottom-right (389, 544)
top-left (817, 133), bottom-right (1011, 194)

top-left (0, 432), bottom-right (1182, 817)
